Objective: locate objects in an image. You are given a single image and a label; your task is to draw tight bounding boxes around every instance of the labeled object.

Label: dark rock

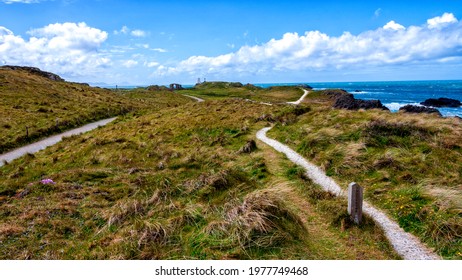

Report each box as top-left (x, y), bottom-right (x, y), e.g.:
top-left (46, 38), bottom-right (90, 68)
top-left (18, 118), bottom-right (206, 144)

top-left (399, 105), bottom-right (442, 116)
top-left (333, 93), bottom-right (389, 111)
top-left (321, 89), bottom-right (349, 99)
top-left (169, 83), bottom-right (183, 90)
top-left (420, 98), bottom-right (461, 108)
top-left (354, 90), bottom-right (362, 92)
top-left (238, 140), bottom-right (257, 154)
top-left (298, 84), bottom-right (313, 90)
top-left (229, 82), bottom-right (243, 87)
top-left (0, 65), bottom-right (64, 82)
top-left (147, 85), bottom-right (171, 91)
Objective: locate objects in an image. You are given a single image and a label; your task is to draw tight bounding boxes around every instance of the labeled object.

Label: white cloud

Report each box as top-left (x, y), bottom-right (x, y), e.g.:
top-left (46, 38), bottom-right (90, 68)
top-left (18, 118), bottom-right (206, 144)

top-left (383, 20), bottom-right (405, 31)
top-left (374, 8), bottom-right (382, 18)
top-left (427, 12), bottom-right (458, 29)
top-left (145, 61), bottom-right (159, 68)
top-left (152, 48), bottom-right (167, 53)
top-left (130, 29), bottom-right (146, 37)
top-left (122, 59), bottom-right (138, 68)
top-left (1, 0), bottom-right (41, 3)
top-left (157, 13), bottom-right (462, 77)
top-left (115, 26), bottom-right (129, 35)
top-left (0, 22), bottom-right (110, 77)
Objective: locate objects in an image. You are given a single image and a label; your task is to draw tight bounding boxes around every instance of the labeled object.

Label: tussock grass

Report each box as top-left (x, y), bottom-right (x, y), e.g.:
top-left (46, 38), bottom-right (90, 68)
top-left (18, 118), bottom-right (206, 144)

top-left (0, 94), bottom-right (398, 259)
top-left (270, 90), bottom-right (462, 259)
top-left (180, 82), bottom-right (305, 103)
top-left (0, 68), bottom-right (191, 153)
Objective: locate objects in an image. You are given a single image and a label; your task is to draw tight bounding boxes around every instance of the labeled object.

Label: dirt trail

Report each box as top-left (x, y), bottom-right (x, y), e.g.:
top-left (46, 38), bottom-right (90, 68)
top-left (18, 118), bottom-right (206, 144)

top-left (0, 117), bottom-right (116, 167)
top-left (183, 94), bottom-right (205, 102)
top-left (254, 89), bottom-right (440, 259)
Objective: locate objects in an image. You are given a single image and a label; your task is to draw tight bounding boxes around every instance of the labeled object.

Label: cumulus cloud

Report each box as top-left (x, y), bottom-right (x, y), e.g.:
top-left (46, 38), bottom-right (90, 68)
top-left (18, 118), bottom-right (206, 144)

top-left (114, 26), bottom-right (148, 37)
top-left (383, 20), bottom-right (405, 31)
top-left (157, 13), bottom-right (462, 77)
top-left (1, 0), bottom-right (41, 3)
top-left (427, 12), bottom-right (458, 29)
top-left (122, 59), bottom-right (138, 68)
top-left (131, 30), bottom-right (146, 37)
top-left (0, 22), bottom-right (110, 77)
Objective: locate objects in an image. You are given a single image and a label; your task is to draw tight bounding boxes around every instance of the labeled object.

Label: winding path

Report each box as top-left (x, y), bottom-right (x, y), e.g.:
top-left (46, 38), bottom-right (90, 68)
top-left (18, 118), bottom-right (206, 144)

top-left (287, 88), bottom-right (310, 105)
top-left (255, 89), bottom-right (440, 260)
top-left (0, 117), bottom-right (116, 167)
top-left (183, 94), bottom-right (205, 102)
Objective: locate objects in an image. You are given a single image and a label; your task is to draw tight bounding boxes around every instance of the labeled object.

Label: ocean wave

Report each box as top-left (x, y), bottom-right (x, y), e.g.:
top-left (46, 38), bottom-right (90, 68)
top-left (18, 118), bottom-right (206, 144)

top-left (384, 102), bottom-right (423, 111)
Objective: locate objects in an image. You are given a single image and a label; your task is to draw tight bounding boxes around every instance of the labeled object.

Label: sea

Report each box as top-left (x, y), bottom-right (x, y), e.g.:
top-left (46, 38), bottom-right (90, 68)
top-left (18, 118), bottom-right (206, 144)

top-left (255, 80), bottom-right (462, 117)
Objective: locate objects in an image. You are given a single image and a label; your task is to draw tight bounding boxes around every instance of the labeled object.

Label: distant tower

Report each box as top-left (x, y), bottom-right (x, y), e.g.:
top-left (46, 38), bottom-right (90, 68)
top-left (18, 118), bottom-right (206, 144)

top-left (204, 78), bottom-right (206, 83)
top-left (197, 78), bottom-right (201, 84)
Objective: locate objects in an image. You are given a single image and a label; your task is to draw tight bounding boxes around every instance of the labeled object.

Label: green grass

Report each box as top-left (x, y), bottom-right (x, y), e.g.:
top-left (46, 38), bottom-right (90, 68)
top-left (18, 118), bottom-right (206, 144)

top-left (0, 68), bottom-right (191, 153)
top-left (0, 98), bottom-right (398, 259)
top-left (180, 81), bottom-right (304, 103)
top-left (268, 90), bottom-right (462, 259)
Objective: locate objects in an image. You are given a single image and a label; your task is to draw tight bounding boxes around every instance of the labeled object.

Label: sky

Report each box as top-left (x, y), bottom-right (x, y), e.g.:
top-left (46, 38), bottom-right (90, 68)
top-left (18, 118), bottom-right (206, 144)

top-left (1, 0), bottom-right (462, 85)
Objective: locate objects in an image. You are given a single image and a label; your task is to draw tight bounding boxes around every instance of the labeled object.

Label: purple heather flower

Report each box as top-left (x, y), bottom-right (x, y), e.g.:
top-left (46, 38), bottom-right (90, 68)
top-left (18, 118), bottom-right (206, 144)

top-left (40, 178), bottom-right (56, 185)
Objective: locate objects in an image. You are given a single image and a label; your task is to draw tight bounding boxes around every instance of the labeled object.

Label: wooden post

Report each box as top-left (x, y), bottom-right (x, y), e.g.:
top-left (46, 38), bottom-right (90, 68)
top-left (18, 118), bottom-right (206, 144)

top-left (26, 126), bottom-right (29, 138)
top-left (348, 182), bottom-right (363, 224)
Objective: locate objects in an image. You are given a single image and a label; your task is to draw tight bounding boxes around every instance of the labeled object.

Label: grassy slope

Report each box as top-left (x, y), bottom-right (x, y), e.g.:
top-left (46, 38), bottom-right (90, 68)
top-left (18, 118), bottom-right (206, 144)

top-left (268, 91), bottom-right (462, 259)
top-left (0, 68), bottom-right (190, 153)
top-left (0, 98), bottom-right (397, 259)
top-left (180, 82), bottom-right (304, 103)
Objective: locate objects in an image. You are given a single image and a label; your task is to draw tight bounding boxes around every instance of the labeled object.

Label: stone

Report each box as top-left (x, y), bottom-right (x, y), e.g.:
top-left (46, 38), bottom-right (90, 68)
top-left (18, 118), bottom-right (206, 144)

top-left (348, 182), bottom-right (363, 224)
top-left (333, 93), bottom-right (389, 111)
top-left (399, 105), bottom-right (442, 116)
top-left (420, 97), bottom-right (461, 108)
top-left (1, 65), bottom-right (64, 82)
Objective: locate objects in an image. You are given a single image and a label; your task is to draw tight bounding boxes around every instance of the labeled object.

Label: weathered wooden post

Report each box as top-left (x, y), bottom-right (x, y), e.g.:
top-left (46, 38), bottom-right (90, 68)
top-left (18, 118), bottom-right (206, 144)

top-left (348, 182), bottom-right (363, 224)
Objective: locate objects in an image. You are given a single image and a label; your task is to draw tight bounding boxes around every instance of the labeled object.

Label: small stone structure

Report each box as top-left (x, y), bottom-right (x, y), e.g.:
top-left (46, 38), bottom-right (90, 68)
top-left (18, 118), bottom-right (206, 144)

top-left (169, 83), bottom-right (183, 90)
top-left (348, 182), bottom-right (363, 224)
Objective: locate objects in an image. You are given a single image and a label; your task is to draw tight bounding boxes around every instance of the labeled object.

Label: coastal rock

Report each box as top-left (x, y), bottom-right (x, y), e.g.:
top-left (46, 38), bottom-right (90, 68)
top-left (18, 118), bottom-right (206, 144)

top-left (0, 65), bottom-right (64, 82)
top-left (147, 85), bottom-right (171, 91)
top-left (420, 98), bottom-right (461, 108)
top-left (322, 89), bottom-right (349, 98)
top-left (298, 84), bottom-right (313, 90)
top-left (333, 93), bottom-right (389, 111)
top-left (399, 105), bottom-right (442, 116)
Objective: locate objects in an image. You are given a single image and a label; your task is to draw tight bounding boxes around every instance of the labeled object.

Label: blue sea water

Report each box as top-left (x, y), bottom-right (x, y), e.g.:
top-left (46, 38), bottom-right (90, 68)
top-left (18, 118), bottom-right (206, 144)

top-left (256, 80), bottom-right (462, 117)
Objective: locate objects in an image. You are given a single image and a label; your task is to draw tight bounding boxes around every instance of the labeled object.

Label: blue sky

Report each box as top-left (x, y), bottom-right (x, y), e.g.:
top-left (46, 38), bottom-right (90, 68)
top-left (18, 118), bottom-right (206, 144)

top-left (1, 0), bottom-right (462, 85)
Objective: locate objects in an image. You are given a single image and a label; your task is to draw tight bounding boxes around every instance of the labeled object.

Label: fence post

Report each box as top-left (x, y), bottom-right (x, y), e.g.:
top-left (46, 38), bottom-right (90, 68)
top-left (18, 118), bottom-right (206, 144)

top-left (348, 182), bottom-right (363, 224)
top-left (26, 126), bottom-right (29, 139)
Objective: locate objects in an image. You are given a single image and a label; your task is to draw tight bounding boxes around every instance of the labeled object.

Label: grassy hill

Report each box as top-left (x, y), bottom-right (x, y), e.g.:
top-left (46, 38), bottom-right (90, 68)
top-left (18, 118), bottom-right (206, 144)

top-left (0, 76), bottom-right (460, 259)
top-left (0, 97), bottom-right (398, 259)
top-left (0, 66), bottom-right (191, 154)
top-left (269, 90), bottom-right (462, 259)
top-left (181, 81), bottom-right (305, 103)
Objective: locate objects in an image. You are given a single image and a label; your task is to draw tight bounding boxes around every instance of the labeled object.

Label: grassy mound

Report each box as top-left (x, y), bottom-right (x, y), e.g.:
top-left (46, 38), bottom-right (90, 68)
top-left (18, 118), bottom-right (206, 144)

top-left (0, 67), bottom-right (191, 153)
top-left (181, 82), bottom-right (305, 103)
top-left (269, 90), bottom-right (462, 259)
top-left (0, 99), bottom-right (397, 259)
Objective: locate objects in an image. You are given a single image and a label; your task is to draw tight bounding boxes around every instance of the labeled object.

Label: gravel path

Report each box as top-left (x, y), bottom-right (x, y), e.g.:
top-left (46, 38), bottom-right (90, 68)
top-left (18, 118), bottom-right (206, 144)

top-left (183, 94), bottom-right (205, 102)
top-left (0, 117), bottom-right (117, 167)
top-left (256, 127), bottom-right (440, 260)
top-left (287, 89), bottom-right (310, 105)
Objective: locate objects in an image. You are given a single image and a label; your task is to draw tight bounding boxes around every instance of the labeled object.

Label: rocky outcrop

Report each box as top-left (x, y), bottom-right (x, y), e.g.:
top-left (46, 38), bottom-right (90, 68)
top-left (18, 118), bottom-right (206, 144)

top-left (0, 65), bottom-right (64, 82)
top-left (297, 84), bottom-right (313, 90)
top-left (147, 85), bottom-right (171, 91)
top-left (399, 105), bottom-right (442, 116)
top-left (333, 93), bottom-right (389, 111)
top-left (420, 98), bottom-right (461, 108)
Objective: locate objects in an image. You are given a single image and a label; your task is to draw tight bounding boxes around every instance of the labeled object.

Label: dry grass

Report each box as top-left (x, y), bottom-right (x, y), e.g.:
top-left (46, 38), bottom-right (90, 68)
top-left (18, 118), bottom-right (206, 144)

top-left (271, 90), bottom-right (462, 259)
top-left (0, 95), bottom-right (399, 259)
